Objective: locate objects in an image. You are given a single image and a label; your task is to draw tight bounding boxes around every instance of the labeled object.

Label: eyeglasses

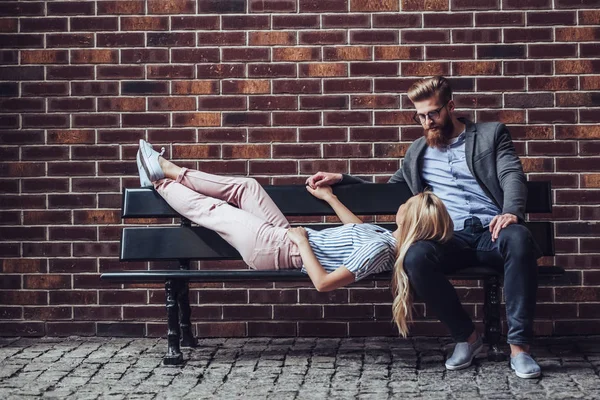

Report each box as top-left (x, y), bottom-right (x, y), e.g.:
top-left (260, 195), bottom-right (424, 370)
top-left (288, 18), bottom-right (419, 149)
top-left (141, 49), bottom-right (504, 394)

top-left (412, 101), bottom-right (449, 125)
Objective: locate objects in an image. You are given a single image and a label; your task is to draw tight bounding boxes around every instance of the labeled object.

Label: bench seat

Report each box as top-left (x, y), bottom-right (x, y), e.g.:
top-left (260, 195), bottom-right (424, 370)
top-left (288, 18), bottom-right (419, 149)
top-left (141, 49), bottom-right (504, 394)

top-left (102, 182), bottom-right (564, 365)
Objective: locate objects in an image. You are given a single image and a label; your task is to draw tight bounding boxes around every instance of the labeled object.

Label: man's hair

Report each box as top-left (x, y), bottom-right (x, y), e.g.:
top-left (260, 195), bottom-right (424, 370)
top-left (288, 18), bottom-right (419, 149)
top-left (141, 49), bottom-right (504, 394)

top-left (407, 76), bottom-right (452, 104)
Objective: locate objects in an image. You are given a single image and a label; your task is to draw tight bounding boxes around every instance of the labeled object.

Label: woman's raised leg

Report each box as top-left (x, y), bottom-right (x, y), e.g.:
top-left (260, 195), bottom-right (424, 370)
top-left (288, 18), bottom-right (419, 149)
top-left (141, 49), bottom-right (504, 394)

top-left (159, 157), bottom-right (290, 229)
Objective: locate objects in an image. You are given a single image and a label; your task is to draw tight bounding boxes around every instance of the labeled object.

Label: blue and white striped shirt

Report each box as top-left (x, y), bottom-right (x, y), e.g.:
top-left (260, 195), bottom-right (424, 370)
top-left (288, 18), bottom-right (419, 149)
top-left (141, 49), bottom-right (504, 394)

top-left (301, 223), bottom-right (396, 281)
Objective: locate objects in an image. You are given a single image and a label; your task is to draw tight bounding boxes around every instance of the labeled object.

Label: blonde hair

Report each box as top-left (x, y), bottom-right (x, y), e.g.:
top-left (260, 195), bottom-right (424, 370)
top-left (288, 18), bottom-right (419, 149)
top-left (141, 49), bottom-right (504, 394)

top-left (392, 191), bottom-right (454, 337)
top-left (407, 76), bottom-right (452, 104)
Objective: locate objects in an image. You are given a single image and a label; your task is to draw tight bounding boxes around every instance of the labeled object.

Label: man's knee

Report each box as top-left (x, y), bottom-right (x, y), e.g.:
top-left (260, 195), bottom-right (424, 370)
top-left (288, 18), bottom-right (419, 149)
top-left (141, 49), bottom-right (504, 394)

top-left (496, 224), bottom-right (535, 258)
top-left (403, 240), bottom-right (441, 280)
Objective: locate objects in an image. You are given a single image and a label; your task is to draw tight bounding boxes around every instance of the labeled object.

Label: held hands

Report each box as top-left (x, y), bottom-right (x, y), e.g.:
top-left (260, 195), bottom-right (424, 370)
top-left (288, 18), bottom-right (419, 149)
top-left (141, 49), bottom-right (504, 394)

top-left (489, 213), bottom-right (518, 242)
top-left (287, 227), bottom-right (309, 246)
top-left (306, 184), bottom-right (334, 201)
top-left (305, 171), bottom-right (343, 189)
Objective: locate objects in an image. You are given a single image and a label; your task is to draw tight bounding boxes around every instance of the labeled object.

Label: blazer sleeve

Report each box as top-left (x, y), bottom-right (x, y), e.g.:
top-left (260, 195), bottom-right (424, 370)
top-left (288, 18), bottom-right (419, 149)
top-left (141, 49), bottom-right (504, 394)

top-left (338, 169), bottom-right (405, 185)
top-left (495, 124), bottom-right (527, 221)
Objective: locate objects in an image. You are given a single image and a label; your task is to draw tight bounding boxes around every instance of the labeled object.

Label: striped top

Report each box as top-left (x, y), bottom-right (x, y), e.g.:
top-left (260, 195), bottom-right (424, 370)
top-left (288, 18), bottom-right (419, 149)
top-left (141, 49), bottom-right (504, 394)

top-left (301, 223), bottom-right (397, 282)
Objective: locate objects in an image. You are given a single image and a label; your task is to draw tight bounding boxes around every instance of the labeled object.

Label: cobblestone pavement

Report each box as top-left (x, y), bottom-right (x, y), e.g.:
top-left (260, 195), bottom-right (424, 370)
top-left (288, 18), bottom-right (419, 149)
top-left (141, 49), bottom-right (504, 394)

top-left (0, 336), bottom-right (599, 399)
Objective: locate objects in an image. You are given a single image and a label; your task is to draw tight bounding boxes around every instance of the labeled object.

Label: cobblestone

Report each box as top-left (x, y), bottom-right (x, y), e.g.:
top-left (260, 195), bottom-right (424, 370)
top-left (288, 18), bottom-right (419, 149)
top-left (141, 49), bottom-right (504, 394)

top-left (0, 336), bottom-right (598, 399)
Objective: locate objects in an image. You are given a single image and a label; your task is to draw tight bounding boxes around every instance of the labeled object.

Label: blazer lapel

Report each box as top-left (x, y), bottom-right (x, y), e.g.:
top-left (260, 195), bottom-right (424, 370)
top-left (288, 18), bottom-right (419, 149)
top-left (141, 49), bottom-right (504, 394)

top-left (403, 138), bottom-right (427, 193)
top-left (464, 118), bottom-right (477, 176)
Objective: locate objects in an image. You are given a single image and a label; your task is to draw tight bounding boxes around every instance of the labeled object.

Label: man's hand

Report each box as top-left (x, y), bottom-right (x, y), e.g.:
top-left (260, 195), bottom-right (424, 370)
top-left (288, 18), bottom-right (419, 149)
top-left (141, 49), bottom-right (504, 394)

top-left (287, 227), bottom-right (309, 246)
top-left (305, 171), bottom-right (342, 189)
top-left (489, 213), bottom-right (518, 242)
top-left (306, 184), bottom-right (334, 201)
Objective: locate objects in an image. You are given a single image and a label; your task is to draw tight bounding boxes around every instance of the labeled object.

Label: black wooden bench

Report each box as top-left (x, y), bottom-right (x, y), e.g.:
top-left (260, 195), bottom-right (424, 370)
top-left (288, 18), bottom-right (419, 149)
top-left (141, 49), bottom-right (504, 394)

top-left (101, 181), bottom-right (564, 365)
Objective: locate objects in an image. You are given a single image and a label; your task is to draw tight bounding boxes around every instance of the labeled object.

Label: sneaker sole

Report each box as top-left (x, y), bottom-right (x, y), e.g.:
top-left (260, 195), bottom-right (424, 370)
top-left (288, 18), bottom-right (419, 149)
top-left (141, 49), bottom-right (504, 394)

top-left (137, 150), bottom-right (151, 187)
top-left (445, 342), bottom-right (483, 371)
top-left (511, 365), bottom-right (541, 379)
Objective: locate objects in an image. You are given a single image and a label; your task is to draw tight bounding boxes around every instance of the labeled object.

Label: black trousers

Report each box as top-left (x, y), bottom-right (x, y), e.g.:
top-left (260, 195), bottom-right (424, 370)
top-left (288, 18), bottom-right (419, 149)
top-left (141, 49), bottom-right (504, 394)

top-left (404, 216), bottom-right (538, 345)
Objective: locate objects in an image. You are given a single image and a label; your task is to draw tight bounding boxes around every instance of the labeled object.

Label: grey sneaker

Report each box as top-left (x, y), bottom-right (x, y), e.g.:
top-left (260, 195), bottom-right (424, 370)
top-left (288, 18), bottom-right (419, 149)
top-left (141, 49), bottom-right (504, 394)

top-left (510, 352), bottom-right (541, 379)
top-left (139, 139), bottom-right (165, 183)
top-left (136, 149), bottom-right (151, 187)
top-left (445, 335), bottom-right (483, 370)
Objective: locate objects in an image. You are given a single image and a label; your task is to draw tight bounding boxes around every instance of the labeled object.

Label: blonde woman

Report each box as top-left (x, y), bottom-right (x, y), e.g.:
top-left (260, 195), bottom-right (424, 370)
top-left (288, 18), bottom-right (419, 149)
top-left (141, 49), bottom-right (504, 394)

top-left (390, 192), bottom-right (454, 338)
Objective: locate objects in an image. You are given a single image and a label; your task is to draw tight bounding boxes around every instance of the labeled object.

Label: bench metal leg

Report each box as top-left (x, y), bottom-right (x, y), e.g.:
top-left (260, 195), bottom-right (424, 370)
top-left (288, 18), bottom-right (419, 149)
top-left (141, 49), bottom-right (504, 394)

top-left (164, 279), bottom-right (183, 365)
top-left (483, 276), bottom-right (507, 362)
top-left (178, 281), bottom-right (198, 348)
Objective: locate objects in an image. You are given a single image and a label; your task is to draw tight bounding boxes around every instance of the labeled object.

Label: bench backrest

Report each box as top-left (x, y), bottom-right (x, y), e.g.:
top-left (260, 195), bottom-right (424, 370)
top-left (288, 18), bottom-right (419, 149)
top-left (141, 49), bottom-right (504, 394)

top-left (120, 182), bottom-right (554, 262)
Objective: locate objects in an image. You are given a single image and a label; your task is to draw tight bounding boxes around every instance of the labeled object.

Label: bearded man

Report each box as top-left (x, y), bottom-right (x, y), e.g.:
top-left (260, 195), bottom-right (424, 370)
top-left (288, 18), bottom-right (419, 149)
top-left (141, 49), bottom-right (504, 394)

top-left (306, 76), bottom-right (541, 379)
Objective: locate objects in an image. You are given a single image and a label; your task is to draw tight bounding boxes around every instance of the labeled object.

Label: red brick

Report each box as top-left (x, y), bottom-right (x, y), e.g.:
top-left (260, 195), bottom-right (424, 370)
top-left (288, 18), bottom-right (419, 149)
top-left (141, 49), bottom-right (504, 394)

top-left (223, 112), bottom-right (270, 127)
top-left (250, 96), bottom-right (298, 111)
top-left (0, 2), bottom-right (44, 16)
top-left (273, 47), bottom-right (320, 61)
top-left (223, 79), bottom-right (270, 94)
top-left (47, 1), bottom-right (95, 15)
top-left (222, 15), bottom-right (270, 30)
top-left (323, 14), bottom-right (370, 28)
top-left (351, 30), bottom-right (399, 44)
top-left (172, 80), bottom-right (218, 95)
top-left (249, 128), bottom-right (296, 143)
top-left (147, 0), bottom-right (195, 14)
top-left (249, 31), bottom-right (296, 46)
top-left (273, 112), bottom-right (320, 126)
top-left (528, 11), bottom-right (576, 25)
top-left (299, 0), bottom-right (348, 12)
top-left (173, 113), bottom-right (221, 127)
top-left (70, 17), bottom-right (118, 31)
top-left (0, 34), bottom-right (43, 49)
top-left (249, 63), bottom-right (297, 78)
top-left (171, 15), bottom-right (220, 30)
top-left (97, 1), bottom-right (145, 14)
top-left (556, 60), bottom-right (600, 74)
top-left (250, 0), bottom-right (297, 12)
top-left (300, 30), bottom-right (347, 45)
top-left (273, 15), bottom-right (320, 29)
top-left (197, 64), bottom-right (245, 79)
top-left (199, 96), bottom-right (247, 111)
top-left (401, 62), bottom-right (449, 76)
top-left (98, 66), bottom-right (144, 80)
top-left (325, 111), bottom-right (371, 126)
top-left (250, 160), bottom-right (297, 175)
top-left (47, 33), bottom-right (94, 48)
top-left (222, 145), bottom-right (269, 159)
top-left (402, 0), bottom-right (449, 11)
top-left (452, 28), bottom-right (501, 43)
top-left (528, 44), bottom-right (577, 59)
top-left (21, 50), bottom-right (68, 64)
top-left (504, 60), bottom-right (553, 75)
top-left (274, 79), bottom-right (321, 94)
top-left (300, 63), bottom-right (348, 77)
top-left (71, 49), bottom-right (119, 64)
top-left (223, 48), bottom-right (270, 62)
top-left (121, 16), bottom-right (169, 31)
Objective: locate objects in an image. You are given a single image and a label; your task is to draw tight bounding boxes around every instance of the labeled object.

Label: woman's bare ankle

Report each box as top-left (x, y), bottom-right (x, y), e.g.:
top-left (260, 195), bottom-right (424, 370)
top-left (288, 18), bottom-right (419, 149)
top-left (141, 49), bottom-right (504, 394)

top-left (158, 157), bottom-right (181, 180)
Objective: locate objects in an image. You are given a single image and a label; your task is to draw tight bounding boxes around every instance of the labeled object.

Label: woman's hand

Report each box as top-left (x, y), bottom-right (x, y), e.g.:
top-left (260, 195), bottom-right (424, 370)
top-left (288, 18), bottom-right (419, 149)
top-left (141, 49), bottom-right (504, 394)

top-left (287, 227), bottom-right (309, 246)
top-left (306, 184), bottom-right (334, 201)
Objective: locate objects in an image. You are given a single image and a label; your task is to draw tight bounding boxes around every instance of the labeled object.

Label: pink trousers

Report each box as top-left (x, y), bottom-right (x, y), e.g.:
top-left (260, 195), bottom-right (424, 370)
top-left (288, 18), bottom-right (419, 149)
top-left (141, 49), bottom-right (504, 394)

top-left (154, 168), bottom-right (302, 270)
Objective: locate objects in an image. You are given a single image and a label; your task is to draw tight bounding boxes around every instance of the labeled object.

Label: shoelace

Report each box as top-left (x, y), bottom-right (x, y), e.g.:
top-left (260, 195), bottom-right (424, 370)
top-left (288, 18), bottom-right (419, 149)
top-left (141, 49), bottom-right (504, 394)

top-left (159, 147), bottom-right (165, 156)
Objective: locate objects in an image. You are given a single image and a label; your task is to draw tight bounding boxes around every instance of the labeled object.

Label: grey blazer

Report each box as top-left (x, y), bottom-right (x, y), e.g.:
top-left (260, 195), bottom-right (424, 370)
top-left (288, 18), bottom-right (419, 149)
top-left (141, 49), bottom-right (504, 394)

top-left (341, 118), bottom-right (529, 222)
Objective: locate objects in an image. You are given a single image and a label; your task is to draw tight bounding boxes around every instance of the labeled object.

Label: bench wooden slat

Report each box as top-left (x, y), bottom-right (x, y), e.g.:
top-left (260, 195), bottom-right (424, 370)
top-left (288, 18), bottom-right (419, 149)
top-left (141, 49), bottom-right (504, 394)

top-left (120, 221), bottom-right (555, 262)
top-left (102, 266), bottom-right (566, 282)
top-left (122, 181), bottom-right (551, 218)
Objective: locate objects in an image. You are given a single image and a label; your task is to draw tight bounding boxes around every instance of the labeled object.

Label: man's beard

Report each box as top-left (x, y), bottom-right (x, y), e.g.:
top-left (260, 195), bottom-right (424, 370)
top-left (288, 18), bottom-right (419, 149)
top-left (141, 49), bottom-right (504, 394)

top-left (424, 118), bottom-right (454, 149)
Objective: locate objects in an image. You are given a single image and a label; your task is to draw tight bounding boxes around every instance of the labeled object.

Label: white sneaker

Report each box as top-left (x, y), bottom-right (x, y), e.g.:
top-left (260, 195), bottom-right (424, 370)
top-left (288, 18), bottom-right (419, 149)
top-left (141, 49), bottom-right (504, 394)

top-left (138, 139), bottom-right (165, 183)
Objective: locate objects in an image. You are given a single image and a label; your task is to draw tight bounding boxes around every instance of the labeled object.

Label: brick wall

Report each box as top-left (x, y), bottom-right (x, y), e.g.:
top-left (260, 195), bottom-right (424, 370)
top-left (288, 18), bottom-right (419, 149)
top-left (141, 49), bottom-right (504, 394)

top-left (1, 0), bottom-right (599, 338)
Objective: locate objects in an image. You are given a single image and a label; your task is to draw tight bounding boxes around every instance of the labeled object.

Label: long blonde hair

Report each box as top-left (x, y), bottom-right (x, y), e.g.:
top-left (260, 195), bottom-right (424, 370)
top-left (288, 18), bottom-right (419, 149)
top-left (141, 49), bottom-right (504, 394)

top-left (392, 191), bottom-right (454, 337)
